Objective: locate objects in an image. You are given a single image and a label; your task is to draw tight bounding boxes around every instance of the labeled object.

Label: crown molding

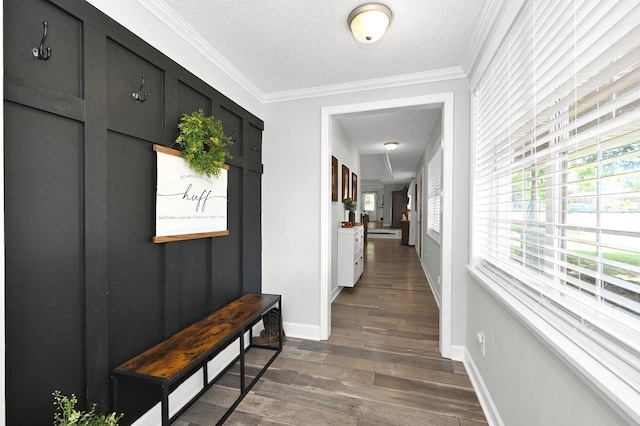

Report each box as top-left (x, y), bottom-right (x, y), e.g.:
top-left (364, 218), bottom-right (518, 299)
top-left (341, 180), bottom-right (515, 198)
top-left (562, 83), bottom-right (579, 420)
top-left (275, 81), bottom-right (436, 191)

top-left (137, 0), bottom-right (267, 102)
top-left (466, 0), bottom-right (527, 90)
top-left (462, 0), bottom-right (502, 77)
top-left (262, 67), bottom-right (467, 103)
top-left (134, 0), bottom-right (469, 105)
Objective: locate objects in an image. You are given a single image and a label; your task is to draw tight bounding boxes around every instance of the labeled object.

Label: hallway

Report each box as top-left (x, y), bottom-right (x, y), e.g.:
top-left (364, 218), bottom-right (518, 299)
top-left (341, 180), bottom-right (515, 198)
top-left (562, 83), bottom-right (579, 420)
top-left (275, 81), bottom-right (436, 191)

top-left (177, 239), bottom-right (487, 425)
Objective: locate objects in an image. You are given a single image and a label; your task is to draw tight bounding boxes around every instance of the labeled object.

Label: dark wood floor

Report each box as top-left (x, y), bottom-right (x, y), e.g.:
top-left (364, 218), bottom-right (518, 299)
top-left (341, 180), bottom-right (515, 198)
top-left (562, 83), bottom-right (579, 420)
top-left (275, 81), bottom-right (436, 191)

top-left (176, 239), bottom-right (487, 425)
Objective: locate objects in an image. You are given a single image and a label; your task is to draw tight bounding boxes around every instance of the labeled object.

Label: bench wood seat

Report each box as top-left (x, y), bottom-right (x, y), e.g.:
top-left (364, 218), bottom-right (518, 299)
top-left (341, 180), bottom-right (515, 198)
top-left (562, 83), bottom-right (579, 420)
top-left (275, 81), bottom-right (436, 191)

top-left (112, 293), bottom-right (282, 425)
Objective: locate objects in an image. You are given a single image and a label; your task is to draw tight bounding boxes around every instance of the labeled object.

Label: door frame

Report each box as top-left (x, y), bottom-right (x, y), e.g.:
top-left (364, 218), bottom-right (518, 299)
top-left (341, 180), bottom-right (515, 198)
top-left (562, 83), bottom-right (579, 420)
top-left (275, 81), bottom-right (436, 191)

top-left (320, 93), bottom-right (455, 359)
top-left (416, 169), bottom-right (423, 258)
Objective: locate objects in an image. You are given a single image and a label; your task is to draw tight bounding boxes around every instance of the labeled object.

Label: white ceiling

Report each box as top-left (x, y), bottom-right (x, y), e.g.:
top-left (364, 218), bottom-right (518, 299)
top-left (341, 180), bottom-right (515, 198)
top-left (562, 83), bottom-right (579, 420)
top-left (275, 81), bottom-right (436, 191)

top-left (156, 0), bottom-right (488, 185)
top-left (335, 105), bottom-right (442, 187)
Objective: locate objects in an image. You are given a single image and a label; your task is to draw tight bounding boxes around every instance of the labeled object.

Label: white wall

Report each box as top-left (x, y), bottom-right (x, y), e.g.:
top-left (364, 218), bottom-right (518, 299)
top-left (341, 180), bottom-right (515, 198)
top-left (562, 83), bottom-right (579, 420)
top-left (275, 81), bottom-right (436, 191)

top-left (330, 122), bottom-right (360, 299)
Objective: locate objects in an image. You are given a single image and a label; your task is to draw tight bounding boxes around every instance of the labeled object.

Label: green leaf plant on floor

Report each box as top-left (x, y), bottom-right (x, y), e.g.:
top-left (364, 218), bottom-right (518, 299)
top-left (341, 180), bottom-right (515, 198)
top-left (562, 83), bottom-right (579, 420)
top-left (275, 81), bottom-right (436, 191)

top-left (53, 390), bottom-right (123, 426)
top-left (175, 109), bottom-right (233, 177)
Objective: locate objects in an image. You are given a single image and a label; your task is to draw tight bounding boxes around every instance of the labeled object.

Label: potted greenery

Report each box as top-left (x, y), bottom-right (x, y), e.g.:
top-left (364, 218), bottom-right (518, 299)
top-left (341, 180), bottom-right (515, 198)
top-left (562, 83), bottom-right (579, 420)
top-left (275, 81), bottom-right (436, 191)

top-left (174, 109), bottom-right (233, 177)
top-left (343, 197), bottom-right (357, 224)
top-left (53, 390), bottom-right (123, 425)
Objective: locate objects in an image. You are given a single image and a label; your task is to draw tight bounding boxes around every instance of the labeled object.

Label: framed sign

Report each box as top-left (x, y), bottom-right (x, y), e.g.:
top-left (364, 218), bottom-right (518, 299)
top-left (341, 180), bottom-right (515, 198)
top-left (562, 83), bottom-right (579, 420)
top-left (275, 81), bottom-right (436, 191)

top-left (331, 156), bottom-right (338, 202)
top-left (352, 173), bottom-right (358, 201)
top-left (153, 145), bottom-right (229, 243)
top-left (342, 164), bottom-right (350, 201)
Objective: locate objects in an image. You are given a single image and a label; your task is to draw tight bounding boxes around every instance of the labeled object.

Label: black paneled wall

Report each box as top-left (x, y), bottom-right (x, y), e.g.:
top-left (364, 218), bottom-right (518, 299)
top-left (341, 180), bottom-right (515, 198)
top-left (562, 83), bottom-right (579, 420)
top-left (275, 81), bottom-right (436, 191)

top-left (3, 0), bottom-right (264, 423)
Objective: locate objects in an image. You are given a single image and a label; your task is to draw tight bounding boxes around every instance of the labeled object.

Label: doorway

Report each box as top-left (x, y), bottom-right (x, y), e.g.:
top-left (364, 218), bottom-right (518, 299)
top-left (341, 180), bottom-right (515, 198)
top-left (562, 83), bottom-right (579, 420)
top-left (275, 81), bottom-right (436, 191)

top-left (320, 93), bottom-right (455, 359)
top-left (416, 170), bottom-right (423, 257)
top-left (363, 191), bottom-right (377, 221)
top-left (391, 187), bottom-right (408, 228)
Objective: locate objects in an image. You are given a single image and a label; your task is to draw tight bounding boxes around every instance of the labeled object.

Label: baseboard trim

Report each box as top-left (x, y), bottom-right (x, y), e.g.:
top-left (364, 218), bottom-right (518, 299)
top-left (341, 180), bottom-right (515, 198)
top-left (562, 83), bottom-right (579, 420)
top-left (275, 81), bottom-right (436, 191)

top-left (449, 344), bottom-right (466, 362)
top-left (463, 347), bottom-right (504, 426)
top-left (282, 321), bottom-right (322, 341)
top-left (331, 285), bottom-right (343, 303)
top-left (420, 258), bottom-right (442, 310)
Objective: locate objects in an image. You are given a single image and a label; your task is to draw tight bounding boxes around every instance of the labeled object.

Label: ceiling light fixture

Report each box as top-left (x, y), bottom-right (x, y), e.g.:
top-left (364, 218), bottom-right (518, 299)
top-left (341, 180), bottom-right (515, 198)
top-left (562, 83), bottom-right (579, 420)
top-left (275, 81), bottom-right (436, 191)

top-left (348, 3), bottom-right (392, 43)
top-left (384, 142), bottom-right (399, 151)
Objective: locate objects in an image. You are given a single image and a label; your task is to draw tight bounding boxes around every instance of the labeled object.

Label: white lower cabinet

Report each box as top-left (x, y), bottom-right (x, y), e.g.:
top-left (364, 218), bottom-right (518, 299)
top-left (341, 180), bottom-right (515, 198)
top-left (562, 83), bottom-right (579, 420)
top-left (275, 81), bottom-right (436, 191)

top-left (337, 225), bottom-right (364, 287)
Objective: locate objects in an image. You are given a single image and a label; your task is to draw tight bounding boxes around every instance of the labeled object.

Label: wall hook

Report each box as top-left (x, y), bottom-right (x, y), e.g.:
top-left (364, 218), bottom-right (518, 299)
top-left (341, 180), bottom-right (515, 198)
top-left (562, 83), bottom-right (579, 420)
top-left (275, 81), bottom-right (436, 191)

top-left (229, 125), bottom-right (238, 143)
top-left (252, 136), bottom-right (262, 152)
top-left (132, 74), bottom-right (147, 102)
top-left (32, 21), bottom-right (52, 61)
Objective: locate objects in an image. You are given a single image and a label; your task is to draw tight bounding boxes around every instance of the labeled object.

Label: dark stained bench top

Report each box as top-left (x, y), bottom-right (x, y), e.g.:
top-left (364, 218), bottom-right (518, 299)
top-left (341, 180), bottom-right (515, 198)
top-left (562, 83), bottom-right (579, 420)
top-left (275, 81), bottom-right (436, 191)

top-left (112, 293), bottom-right (280, 384)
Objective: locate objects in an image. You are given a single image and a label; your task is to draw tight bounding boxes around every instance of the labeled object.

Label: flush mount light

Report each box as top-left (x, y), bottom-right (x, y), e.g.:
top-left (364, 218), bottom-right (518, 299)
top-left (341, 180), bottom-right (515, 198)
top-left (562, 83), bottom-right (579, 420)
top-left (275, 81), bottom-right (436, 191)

top-left (384, 142), bottom-right (399, 151)
top-left (348, 3), bottom-right (392, 43)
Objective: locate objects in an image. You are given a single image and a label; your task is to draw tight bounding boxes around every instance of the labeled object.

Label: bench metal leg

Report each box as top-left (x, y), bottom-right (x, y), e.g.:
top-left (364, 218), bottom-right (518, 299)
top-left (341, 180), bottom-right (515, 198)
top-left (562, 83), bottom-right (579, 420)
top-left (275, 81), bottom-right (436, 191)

top-left (161, 384), bottom-right (169, 426)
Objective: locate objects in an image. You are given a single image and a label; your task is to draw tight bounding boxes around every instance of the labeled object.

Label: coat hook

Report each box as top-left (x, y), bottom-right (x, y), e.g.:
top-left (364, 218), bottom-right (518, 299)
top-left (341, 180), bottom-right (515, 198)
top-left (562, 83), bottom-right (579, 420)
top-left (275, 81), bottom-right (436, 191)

top-left (132, 74), bottom-right (147, 102)
top-left (229, 125), bottom-right (238, 143)
top-left (252, 137), bottom-right (262, 152)
top-left (32, 22), bottom-right (52, 61)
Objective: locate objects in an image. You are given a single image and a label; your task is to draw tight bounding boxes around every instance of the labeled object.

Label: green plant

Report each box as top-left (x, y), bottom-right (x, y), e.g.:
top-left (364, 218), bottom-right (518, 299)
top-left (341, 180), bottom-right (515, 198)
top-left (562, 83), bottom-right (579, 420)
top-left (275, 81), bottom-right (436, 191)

top-left (175, 109), bottom-right (233, 177)
top-left (53, 390), bottom-right (123, 426)
top-left (343, 197), bottom-right (357, 212)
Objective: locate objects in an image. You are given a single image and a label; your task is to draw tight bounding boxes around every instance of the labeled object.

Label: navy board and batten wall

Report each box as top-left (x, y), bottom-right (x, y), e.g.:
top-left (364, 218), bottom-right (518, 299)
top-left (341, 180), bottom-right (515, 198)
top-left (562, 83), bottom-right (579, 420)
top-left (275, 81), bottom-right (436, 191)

top-left (4, 0), bottom-right (264, 423)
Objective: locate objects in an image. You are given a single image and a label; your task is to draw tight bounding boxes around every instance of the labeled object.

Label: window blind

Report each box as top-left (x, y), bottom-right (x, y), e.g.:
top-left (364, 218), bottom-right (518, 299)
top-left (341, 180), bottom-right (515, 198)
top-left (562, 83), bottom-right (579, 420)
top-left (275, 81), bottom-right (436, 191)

top-left (427, 145), bottom-right (442, 240)
top-left (474, 0), bottom-right (640, 403)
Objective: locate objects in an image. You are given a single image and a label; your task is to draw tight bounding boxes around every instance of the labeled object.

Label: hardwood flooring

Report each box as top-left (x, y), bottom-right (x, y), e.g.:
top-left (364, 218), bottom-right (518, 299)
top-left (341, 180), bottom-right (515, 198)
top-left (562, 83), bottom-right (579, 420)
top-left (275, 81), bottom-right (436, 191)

top-left (176, 239), bottom-right (487, 425)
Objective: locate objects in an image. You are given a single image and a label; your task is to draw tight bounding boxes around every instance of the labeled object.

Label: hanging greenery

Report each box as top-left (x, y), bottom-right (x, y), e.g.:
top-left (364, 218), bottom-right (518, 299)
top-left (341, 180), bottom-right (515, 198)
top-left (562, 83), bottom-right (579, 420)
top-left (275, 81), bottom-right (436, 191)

top-left (175, 109), bottom-right (233, 177)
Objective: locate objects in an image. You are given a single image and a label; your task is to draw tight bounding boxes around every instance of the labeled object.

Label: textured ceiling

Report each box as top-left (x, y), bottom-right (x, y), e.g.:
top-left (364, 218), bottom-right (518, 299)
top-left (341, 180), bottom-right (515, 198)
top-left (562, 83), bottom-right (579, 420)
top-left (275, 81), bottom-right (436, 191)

top-left (159, 0), bottom-right (486, 95)
top-left (335, 106), bottom-right (442, 187)
top-left (155, 0), bottom-right (487, 185)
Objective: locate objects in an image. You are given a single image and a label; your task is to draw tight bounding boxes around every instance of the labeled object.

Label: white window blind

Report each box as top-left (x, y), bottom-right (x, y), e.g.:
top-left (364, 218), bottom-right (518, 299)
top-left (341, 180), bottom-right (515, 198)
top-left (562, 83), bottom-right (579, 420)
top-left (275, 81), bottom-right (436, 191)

top-left (427, 145), bottom-right (442, 240)
top-left (474, 0), bottom-right (640, 413)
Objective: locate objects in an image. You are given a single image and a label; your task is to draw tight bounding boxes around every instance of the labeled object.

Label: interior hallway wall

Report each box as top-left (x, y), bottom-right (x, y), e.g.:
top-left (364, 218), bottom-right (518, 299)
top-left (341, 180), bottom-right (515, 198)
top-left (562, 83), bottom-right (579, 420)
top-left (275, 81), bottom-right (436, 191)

top-left (413, 111), bottom-right (443, 302)
top-left (330, 120), bottom-right (361, 299)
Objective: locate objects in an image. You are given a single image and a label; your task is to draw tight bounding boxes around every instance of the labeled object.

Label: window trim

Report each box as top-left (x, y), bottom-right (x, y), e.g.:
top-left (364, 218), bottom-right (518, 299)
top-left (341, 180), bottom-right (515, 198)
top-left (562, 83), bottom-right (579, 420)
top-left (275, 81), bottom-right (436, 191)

top-left (427, 142), bottom-right (442, 242)
top-left (363, 191), bottom-right (377, 213)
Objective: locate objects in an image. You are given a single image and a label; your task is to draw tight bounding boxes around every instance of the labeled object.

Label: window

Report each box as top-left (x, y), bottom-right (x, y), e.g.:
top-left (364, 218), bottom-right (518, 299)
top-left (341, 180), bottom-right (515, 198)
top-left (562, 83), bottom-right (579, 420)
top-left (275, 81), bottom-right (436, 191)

top-left (427, 145), bottom-right (442, 240)
top-left (363, 192), bottom-right (376, 212)
top-left (473, 0), bottom-right (640, 416)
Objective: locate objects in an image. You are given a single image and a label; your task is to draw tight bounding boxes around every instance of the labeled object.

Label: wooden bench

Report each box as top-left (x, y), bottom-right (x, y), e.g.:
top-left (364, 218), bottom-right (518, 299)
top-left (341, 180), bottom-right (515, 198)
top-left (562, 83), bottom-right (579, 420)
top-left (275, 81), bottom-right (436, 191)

top-left (111, 293), bottom-right (282, 425)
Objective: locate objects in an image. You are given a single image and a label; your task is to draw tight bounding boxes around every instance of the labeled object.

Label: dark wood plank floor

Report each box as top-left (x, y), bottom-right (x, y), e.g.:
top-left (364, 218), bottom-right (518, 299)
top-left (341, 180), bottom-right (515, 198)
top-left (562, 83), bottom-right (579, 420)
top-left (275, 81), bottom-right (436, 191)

top-left (176, 239), bottom-right (487, 425)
